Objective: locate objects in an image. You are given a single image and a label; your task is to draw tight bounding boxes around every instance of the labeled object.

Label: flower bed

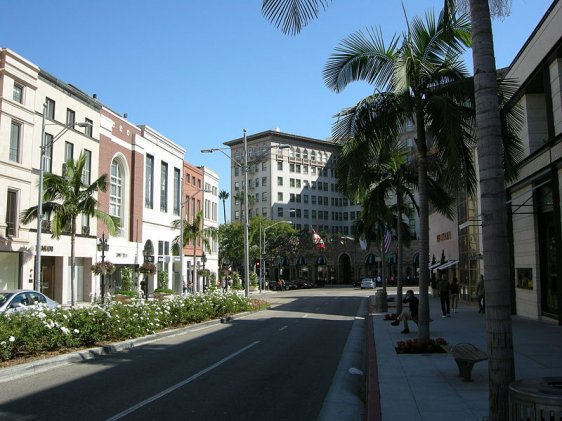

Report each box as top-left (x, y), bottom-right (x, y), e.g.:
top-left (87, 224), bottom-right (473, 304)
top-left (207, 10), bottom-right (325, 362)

top-left (0, 291), bottom-right (268, 363)
top-left (395, 337), bottom-right (448, 354)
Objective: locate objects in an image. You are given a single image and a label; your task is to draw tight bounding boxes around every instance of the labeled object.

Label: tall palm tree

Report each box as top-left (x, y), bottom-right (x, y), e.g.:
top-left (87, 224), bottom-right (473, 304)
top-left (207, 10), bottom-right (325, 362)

top-left (21, 152), bottom-right (118, 307)
top-left (172, 210), bottom-right (217, 292)
top-left (325, 8), bottom-right (474, 341)
top-left (262, 2), bottom-right (517, 417)
top-left (218, 190), bottom-right (229, 223)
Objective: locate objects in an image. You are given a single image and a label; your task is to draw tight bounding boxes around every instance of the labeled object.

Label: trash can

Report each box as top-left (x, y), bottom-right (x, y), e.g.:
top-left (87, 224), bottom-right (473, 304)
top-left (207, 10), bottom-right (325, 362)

top-left (509, 377), bottom-right (562, 421)
top-left (373, 289), bottom-right (388, 313)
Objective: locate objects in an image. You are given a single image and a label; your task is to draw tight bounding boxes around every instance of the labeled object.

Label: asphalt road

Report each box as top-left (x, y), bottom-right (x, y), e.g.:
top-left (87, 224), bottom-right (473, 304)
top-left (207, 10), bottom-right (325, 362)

top-left (0, 288), bottom-right (370, 420)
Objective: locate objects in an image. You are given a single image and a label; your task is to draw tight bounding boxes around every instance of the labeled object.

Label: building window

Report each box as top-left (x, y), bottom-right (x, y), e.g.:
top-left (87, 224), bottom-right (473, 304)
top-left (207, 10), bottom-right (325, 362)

top-left (145, 154), bottom-right (154, 208)
top-left (262, 192), bottom-right (267, 202)
top-left (6, 190), bottom-right (18, 238)
top-left (277, 207), bottom-right (283, 217)
top-left (9, 121), bottom-right (21, 162)
top-left (66, 108), bottom-right (75, 126)
top-left (277, 177), bottom-right (283, 186)
top-left (262, 176), bottom-right (267, 186)
top-left (160, 161), bottom-right (168, 212)
top-left (290, 163), bottom-right (295, 173)
top-left (262, 162), bottom-right (267, 171)
top-left (304, 195), bottom-right (309, 204)
top-left (13, 83), bottom-right (23, 103)
top-left (173, 168), bottom-right (181, 216)
top-left (82, 149), bottom-right (91, 184)
top-left (296, 179), bottom-right (301, 188)
top-left (278, 192), bottom-right (283, 201)
top-left (65, 142), bottom-right (74, 162)
top-left (44, 133), bottom-right (54, 172)
top-left (262, 207), bottom-right (267, 217)
top-left (46, 97), bottom-right (55, 120)
top-left (110, 159), bottom-right (123, 228)
top-left (290, 193), bottom-right (295, 202)
top-left (290, 178), bottom-right (295, 188)
top-left (277, 161), bottom-right (283, 171)
top-left (304, 209), bottom-right (309, 218)
top-left (234, 181), bottom-right (240, 191)
top-left (85, 118), bottom-right (93, 137)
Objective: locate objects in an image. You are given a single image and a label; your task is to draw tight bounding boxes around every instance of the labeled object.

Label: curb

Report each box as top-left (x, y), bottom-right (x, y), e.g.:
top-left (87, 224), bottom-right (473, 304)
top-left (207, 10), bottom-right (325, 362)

top-left (0, 312), bottom-right (250, 384)
top-left (366, 305), bottom-right (382, 421)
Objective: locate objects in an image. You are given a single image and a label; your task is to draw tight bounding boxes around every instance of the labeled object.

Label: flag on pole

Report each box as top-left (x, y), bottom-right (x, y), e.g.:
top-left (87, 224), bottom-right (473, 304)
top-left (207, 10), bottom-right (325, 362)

top-left (384, 229), bottom-right (392, 253)
top-left (359, 236), bottom-right (368, 251)
top-left (311, 229), bottom-right (325, 249)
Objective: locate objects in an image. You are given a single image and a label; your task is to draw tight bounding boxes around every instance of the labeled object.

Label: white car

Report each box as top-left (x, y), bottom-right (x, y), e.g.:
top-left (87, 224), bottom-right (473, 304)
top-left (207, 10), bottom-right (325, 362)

top-left (360, 278), bottom-right (375, 289)
top-left (0, 290), bottom-right (60, 314)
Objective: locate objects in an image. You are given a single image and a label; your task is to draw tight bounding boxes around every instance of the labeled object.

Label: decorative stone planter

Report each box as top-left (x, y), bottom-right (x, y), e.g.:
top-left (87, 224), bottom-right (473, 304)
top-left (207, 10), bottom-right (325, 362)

top-left (113, 294), bottom-right (134, 304)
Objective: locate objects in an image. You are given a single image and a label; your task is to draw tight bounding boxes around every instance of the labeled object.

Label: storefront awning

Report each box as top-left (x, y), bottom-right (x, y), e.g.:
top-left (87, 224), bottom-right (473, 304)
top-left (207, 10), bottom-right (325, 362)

top-left (296, 256), bottom-right (307, 266)
top-left (316, 256), bottom-right (327, 266)
top-left (365, 253), bottom-right (379, 265)
top-left (436, 260), bottom-right (458, 270)
top-left (411, 252), bottom-right (420, 265)
top-left (385, 253), bottom-right (397, 263)
top-left (429, 262), bottom-right (442, 270)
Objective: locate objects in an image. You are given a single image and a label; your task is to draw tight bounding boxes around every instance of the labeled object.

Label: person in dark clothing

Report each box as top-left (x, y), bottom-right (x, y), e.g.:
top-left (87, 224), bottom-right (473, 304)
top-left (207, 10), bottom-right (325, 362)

top-left (391, 290), bottom-right (419, 334)
top-left (437, 275), bottom-right (451, 317)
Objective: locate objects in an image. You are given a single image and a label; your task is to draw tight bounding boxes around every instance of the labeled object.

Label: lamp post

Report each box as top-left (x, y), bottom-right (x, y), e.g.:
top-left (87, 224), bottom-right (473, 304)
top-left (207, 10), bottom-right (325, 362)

top-left (97, 233), bottom-right (109, 304)
top-left (201, 252), bottom-right (207, 290)
top-left (260, 220), bottom-right (292, 292)
top-left (202, 131), bottom-right (289, 298)
top-left (34, 105), bottom-right (92, 293)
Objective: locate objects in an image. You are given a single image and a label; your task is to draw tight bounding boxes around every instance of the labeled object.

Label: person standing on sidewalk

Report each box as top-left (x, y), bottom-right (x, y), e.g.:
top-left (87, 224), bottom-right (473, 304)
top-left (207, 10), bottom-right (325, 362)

top-left (450, 277), bottom-right (460, 313)
top-left (476, 275), bottom-right (485, 313)
top-left (438, 275), bottom-right (451, 317)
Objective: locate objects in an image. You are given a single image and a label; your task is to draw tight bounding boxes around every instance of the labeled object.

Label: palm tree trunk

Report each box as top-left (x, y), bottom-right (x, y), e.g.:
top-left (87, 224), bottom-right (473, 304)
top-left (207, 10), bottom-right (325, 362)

top-left (222, 199), bottom-right (227, 223)
top-left (70, 220), bottom-right (76, 307)
top-left (469, 1), bottom-right (515, 419)
top-left (416, 108), bottom-right (430, 342)
top-left (396, 190), bottom-right (404, 314)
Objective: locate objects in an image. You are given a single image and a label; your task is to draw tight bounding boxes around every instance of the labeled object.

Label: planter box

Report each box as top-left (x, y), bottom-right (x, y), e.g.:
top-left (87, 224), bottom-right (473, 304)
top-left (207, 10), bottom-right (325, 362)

top-left (113, 294), bottom-right (134, 304)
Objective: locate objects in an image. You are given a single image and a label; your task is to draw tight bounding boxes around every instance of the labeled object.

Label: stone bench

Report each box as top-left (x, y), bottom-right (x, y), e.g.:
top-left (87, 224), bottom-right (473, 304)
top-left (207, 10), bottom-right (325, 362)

top-left (441, 342), bottom-right (488, 382)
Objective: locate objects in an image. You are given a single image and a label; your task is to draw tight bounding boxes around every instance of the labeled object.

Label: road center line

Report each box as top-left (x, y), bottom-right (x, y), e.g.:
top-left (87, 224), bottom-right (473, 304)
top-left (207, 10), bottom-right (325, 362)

top-left (302, 314), bottom-right (309, 318)
top-left (279, 325), bottom-right (288, 331)
top-left (106, 341), bottom-right (261, 421)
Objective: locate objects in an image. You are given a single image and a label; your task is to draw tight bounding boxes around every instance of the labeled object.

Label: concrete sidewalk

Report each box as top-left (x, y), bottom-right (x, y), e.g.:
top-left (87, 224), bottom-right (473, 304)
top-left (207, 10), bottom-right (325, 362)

top-left (370, 291), bottom-right (562, 421)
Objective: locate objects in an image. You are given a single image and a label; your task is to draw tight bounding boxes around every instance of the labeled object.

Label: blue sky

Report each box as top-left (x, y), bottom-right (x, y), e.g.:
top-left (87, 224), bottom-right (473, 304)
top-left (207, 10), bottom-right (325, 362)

top-left (1, 0), bottom-right (554, 222)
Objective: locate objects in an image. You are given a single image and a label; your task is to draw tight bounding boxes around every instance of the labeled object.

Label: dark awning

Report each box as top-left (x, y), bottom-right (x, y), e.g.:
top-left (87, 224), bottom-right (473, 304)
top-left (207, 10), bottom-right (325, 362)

top-left (385, 253), bottom-right (397, 263)
top-left (411, 252), bottom-right (420, 265)
top-left (365, 253), bottom-right (379, 265)
top-left (316, 256), bottom-right (327, 266)
top-left (296, 256), bottom-right (307, 266)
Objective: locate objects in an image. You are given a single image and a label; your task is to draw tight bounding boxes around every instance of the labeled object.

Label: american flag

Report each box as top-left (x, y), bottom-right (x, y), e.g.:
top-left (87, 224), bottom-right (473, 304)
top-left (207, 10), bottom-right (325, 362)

top-left (384, 229), bottom-right (392, 253)
top-left (311, 229), bottom-right (325, 249)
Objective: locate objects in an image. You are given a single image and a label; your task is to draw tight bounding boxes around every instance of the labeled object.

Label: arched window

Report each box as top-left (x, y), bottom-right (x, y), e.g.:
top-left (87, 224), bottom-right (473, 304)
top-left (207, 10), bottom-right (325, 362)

top-left (290, 147), bottom-right (295, 158)
top-left (303, 149), bottom-right (308, 160)
top-left (311, 150), bottom-right (316, 161)
top-left (295, 147), bottom-right (301, 158)
top-left (110, 158), bottom-right (124, 234)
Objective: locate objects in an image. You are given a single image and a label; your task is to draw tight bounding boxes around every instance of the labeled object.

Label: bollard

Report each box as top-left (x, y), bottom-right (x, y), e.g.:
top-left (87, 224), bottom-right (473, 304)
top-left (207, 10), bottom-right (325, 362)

top-left (373, 289), bottom-right (388, 313)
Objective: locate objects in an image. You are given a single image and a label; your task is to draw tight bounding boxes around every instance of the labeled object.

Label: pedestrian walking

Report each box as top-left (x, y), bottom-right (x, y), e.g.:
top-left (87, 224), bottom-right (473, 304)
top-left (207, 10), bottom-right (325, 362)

top-left (476, 275), bottom-right (485, 313)
top-left (450, 277), bottom-right (460, 312)
top-left (437, 275), bottom-right (451, 317)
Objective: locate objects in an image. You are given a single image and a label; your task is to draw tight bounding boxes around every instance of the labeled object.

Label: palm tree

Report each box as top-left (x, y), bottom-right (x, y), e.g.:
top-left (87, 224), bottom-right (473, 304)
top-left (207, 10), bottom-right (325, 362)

top-left (218, 190), bottom-right (229, 223)
top-left (325, 8), bottom-right (474, 341)
top-left (262, 2), bottom-right (517, 416)
top-left (21, 152), bottom-right (118, 307)
top-left (172, 210), bottom-right (217, 292)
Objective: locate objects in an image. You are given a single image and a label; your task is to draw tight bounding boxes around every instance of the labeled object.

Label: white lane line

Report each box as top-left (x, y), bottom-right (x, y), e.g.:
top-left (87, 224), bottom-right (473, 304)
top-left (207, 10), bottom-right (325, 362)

top-left (279, 325), bottom-right (288, 331)
top-left (106, 341), bottom-right (260, 421)
top-left (301, 314), bottom-right (309, 318)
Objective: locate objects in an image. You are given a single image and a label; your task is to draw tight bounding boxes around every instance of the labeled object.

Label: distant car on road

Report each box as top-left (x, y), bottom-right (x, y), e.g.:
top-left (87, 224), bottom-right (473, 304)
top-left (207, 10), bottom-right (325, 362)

top-left (0, 290), bottom-right (60, 314)
top-left (360, 278), bottom-right (375, 289)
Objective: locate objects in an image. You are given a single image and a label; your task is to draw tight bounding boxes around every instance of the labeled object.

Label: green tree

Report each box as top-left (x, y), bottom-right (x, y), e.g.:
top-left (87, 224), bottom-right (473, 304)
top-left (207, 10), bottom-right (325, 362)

top-left (172, 210), bottom-right (217, 291)
top-left (325, 8), bottom-right (474, 342)
top-left (21, 152), bottom-right (118, 307)
top-left (218, 190), bottom-right (229, 223)
top-left (262, 1), bottom-right (518, 417)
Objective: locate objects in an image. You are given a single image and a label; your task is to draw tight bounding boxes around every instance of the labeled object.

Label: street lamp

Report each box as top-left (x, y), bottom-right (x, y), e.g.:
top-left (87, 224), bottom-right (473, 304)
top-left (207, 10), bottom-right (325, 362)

top-left (97, 233), bottom-right (109, 304)
top-left (202, 130), bottom-right (289, 298)
top-left (35, 103), bottom-right (92, 293)
top-left (260, 220), bottom-right (292, 292)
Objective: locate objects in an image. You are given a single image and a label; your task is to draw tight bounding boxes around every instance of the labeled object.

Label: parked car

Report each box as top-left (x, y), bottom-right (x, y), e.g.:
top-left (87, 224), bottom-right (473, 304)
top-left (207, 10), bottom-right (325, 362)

top-left (0, 290), bottom-right (60, 314)
top-left (360, 278), bottom-right (375, 289)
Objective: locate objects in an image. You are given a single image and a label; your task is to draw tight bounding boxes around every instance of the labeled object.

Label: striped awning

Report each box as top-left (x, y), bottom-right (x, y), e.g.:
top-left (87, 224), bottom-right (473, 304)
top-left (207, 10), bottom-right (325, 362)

top-left (436, 260), bottom-right (458, 270)
top-left (365, 253), bottom-right (379, 265)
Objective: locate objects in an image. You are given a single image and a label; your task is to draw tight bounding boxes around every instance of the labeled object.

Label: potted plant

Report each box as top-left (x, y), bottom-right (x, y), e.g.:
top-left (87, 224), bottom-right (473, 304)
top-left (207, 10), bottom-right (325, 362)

top-left (154, 270), bottom-right (175, 299)
top-left (114, 267), bottom-right (136, 303)
top-left (91, 261), bottom-right (116, 276)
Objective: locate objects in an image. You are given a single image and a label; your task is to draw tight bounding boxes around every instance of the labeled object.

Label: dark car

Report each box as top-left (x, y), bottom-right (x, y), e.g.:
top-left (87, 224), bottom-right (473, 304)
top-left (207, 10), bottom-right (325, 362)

top-left (0, 290), bottom-right (60, 314)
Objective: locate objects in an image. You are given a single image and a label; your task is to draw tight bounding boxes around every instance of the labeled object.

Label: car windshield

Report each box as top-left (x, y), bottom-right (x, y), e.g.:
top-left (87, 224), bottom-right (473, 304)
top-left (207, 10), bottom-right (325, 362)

top-left (0, 292), bottom-right (14, 306)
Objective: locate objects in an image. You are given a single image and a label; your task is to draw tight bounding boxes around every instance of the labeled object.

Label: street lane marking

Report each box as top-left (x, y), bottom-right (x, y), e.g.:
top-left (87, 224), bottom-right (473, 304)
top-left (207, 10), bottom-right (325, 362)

top-left (106, 341), bottom-right (261, 421)
top-left (302, 314), bottom-right (309, 318)
top-left (279, 326), bottom-right (288, 331)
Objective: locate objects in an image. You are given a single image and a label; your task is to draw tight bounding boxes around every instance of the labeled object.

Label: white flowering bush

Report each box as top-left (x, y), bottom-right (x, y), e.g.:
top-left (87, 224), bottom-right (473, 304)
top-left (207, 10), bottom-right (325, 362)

top-left (0, 292), bottom-right (268, 362)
